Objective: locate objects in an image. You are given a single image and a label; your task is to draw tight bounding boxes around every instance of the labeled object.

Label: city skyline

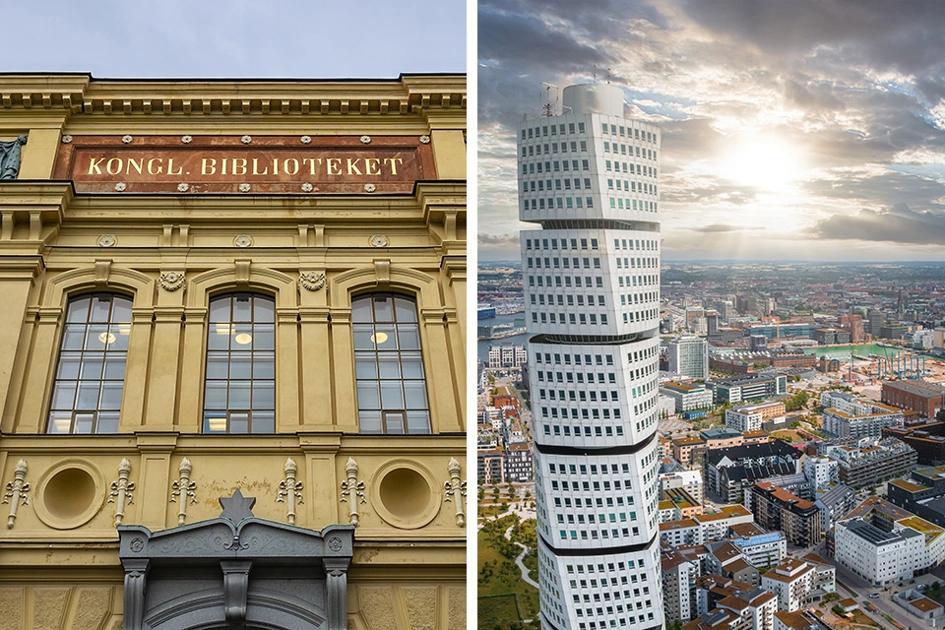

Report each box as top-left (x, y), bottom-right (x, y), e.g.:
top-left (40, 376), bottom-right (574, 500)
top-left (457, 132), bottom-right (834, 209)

top-left (479, 0), bottom-right (945, 262)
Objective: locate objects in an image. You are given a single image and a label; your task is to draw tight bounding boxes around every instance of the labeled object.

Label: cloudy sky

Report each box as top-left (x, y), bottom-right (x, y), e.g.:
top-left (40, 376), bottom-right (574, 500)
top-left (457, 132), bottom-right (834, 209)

top-left (478, 0), bottom-right (945, 261)
top-left (2, 1), bottom-right (464, 78)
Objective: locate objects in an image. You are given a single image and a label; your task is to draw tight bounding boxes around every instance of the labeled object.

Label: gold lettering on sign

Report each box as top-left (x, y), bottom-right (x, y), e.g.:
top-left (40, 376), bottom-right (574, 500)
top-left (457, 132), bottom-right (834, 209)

top-left (68, 142), bottom-right (422, 191)
top-left (384, 157), bottom-right (403, 175)
top-left (85, 154), bottom-right (408, 177)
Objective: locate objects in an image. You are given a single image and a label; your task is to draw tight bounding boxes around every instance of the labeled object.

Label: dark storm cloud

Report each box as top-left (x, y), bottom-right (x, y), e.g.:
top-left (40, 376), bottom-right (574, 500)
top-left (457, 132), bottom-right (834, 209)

top-left (477, 0), bottom-right (664, 128)
top-left (783, 77), bottom-right (843, 112)
top-left (660, 118), bottom-right (725, 159)
top-left (695, 224), bottom-right (764, 233)
top-left (479, 4), bottom-right (611, 72)
top-left (478, 7), bottom-right (611, 72)
top-left (792, 82), bottom-right (945, 169)
top-left (659, 177), bottom-right (757, 205)
top-left (682, 0), bottom-right (945, 74)
top-left (478, 3), bottom-right (624, 129)
top-left (502, 0), bottom-right (669, 35)
top-left (804, 171), bottom-right (945, 209)
top-left (813, 204), bottom-right (945, 244)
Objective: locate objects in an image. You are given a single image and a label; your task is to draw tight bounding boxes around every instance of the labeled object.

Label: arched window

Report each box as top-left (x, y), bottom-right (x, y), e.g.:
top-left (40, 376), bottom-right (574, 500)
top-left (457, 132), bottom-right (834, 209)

top-left (203, 293), bottom-right (275, 433)
top-left (48, 293), bottom-right (132, 433)
top-left (352, 293), bottom-right (430, 434)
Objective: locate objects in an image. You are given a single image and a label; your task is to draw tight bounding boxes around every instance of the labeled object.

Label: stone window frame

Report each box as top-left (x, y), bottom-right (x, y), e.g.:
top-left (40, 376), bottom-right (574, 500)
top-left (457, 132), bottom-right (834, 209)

top-left (351, 291), bottom-right (431, 435)
top-left (201, 291), bottom-right (278, 434)
top-left (46, 291), bottom-right (134, 434)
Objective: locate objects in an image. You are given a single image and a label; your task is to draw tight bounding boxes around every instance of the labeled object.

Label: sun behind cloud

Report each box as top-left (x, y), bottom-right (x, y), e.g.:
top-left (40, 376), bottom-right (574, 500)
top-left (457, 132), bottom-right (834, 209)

top-left (716, 132), bottom-right (809, 191)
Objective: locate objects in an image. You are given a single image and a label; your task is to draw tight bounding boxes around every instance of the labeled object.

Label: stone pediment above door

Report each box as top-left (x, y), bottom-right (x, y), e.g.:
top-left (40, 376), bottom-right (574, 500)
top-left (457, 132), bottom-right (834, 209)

top-left (118, 490), bottom-right (354, 630)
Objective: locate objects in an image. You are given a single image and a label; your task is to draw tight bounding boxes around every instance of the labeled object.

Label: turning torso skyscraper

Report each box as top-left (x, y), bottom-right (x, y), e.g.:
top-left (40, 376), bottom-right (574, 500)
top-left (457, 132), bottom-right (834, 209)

top-left (518, 83), bottom-right (664, 629)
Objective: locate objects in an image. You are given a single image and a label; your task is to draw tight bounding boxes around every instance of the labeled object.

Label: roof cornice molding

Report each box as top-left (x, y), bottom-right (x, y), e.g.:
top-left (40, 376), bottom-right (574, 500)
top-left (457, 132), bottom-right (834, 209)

top-left (0, 73), bottom-right (465, 118)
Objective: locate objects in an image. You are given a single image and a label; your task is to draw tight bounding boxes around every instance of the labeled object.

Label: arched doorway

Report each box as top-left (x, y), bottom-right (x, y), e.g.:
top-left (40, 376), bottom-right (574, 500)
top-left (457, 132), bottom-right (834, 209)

top-left (119, 490), bottom-right (352, 630)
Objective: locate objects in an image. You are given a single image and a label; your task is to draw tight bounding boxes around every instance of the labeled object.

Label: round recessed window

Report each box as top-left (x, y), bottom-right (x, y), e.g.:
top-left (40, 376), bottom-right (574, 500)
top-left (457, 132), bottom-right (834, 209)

top-left (372, 462), bottom-right (440, 529)
top-left (35, 462), bottom-right (103, 530)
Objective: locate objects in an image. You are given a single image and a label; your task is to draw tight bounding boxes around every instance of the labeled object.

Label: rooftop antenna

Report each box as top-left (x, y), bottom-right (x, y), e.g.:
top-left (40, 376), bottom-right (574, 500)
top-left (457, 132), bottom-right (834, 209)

top-left (541, 82), bottom-right (559, 117)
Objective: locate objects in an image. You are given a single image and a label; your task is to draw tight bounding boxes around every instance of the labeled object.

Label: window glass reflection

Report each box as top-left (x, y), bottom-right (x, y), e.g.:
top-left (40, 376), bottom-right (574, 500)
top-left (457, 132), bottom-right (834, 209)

top-left (202, 293), bottom-right (276, 433)
top-left (47, 293), bottom-right (132, 434)
top-left (352, 294), bottom-right (430, 434)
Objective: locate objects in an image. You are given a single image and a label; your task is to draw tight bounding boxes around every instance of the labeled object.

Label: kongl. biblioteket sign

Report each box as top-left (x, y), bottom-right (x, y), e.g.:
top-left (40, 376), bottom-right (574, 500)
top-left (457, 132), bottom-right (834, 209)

top-left (54, 134), bottom-right (436, 194)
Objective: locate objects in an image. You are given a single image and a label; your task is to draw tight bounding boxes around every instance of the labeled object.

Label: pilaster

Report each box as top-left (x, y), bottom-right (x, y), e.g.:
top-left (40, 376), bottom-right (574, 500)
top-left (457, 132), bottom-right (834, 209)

top-left (12, 306), bottom-right (59, 433)
top-left (420, 309), bottom-right (462, 433)
top-left (120, 309), bottom-right (154, 431)
top-left (299, 307), bottom-right (333, 430)
top-left (143, 307), bottom-right (184, 430)
top-left (329, 309), bottom-right (358, 432)
top-left (0, 262), bottom-right (43, 427)
top-left (276, 308), bottom-right (301, 431)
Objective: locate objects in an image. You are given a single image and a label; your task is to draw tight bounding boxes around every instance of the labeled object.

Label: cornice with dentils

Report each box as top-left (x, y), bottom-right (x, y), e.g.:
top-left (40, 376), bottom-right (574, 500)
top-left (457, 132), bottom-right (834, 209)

top-left (0, 72), bottom-right (466, 117)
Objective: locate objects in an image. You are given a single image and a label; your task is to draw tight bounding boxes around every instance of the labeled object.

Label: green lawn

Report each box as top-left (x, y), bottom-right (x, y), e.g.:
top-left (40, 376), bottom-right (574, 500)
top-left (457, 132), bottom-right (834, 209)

top-left (478, 515), bottom-right (540, 628)
top-left (477, 503), bottom-right (506, 520)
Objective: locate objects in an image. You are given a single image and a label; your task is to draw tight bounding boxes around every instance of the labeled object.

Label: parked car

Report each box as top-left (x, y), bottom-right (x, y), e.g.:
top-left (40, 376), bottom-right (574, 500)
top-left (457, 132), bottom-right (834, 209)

top-left (868, 592), bottom-right (880, 599)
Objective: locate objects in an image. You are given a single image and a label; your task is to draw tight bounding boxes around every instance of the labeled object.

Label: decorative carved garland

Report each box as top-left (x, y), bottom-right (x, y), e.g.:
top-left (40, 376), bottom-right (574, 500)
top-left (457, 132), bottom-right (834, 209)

top-left (159, 271), bottom-right (185, 292)
top-left (299, 271), bottom-right (326, 292)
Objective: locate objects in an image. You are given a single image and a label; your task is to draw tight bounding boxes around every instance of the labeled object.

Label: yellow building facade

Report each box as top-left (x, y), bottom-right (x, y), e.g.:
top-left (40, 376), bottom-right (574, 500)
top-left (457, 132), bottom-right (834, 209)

top-left (0, 74), bottom-right (466, 630)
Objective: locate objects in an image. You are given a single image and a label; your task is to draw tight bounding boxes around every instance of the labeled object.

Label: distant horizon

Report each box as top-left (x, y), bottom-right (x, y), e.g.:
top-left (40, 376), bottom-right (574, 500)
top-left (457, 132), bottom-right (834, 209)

top-left (478, 257), bottom-right (945, 265)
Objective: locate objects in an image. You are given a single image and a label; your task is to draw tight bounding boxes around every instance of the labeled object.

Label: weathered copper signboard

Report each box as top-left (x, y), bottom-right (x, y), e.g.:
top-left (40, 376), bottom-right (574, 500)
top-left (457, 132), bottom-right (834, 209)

top-left (54, 135), bottom-right (436, 194)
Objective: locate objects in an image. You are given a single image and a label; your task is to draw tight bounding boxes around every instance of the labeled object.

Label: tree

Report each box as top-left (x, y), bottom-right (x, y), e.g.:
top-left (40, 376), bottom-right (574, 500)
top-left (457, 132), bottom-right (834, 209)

top-left (785, 390), bottom-right (810, 412)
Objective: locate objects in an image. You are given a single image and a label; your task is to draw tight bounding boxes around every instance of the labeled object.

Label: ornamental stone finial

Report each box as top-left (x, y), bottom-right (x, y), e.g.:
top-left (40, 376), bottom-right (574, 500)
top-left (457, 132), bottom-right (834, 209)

top-left (444, 457), bottom-right (467, 527)
top-left (340, 457), bottom-right (365, 527)
top-left (170, 458), bottom-right (197, 525)
top-left (2, 458), bottom-right (29, 529)
top-left (277, 458), bottom-right (304, 525)
top-left (109, 457), bottom-right (136, 527)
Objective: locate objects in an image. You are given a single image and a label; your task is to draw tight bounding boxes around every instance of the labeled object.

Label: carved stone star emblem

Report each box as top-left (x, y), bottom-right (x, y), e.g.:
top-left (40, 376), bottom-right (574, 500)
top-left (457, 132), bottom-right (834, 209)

top-left (219, 489), bottom-right (256, 524)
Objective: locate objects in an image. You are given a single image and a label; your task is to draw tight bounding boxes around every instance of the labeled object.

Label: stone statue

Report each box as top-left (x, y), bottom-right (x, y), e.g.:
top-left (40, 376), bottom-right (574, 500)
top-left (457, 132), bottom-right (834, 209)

top-left (0, 135), bottom-right (27, 180)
